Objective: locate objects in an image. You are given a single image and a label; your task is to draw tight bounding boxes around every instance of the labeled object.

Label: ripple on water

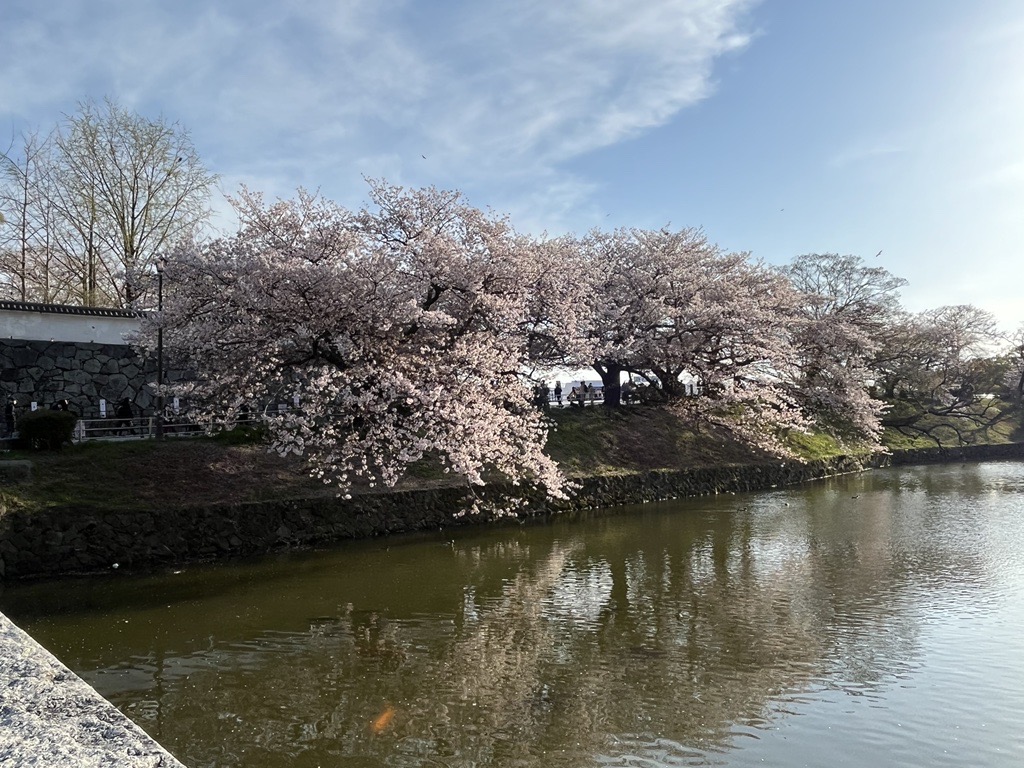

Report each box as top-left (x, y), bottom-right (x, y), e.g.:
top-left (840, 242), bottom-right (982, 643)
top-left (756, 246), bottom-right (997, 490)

top-left (5, 462), bottom-right (1024, 768)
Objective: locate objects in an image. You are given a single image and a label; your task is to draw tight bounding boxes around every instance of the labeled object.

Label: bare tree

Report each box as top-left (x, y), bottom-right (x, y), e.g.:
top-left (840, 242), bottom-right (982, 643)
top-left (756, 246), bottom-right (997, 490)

top-left (0, 129), bottom-right (71, 302)
top-left (50, 98), bottom-right (217, 307)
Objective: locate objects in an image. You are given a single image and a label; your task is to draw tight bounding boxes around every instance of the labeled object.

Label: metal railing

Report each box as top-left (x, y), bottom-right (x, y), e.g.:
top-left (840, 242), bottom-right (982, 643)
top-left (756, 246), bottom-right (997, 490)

top-left (72, 417), bottom-right (207, 442)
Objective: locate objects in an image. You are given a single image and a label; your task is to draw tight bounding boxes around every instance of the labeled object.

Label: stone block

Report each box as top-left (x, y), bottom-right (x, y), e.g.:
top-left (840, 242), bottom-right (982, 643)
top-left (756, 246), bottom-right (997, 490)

top-left (10, 352), bottom-right (35, 370)
top-left (68, 370), bottom-right (92, 387)
top-left (0, 613), bottom-right (188, 766)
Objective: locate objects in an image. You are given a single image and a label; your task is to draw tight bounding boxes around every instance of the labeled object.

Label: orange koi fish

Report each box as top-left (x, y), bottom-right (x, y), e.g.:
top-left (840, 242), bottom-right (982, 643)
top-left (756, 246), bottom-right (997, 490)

top-left (371, 705), bottom-right (396, 734)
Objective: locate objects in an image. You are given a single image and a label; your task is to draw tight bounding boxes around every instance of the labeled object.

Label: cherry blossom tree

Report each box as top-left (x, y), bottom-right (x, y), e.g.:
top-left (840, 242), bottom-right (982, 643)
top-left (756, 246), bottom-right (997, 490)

top-left (780, 253), bottom-right (906, 443)
top-left (150, 182), bottom-right (569, 506)
top-left (518, 234), bottom-right (595, 373)
top-left (1005, 324), bottom-right (1024, 401)
top-left (918, 304), bottom-right (1000, 394)
top-left (580, 227), bottom-right (809, 453)
top-left (878, 304), bottom-right (1008, 444)
top-left (875, 304), bottom-right (1000, 404)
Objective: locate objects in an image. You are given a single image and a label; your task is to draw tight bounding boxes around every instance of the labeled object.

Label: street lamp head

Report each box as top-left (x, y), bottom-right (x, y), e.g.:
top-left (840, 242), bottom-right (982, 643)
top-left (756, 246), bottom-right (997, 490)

top-left (156, 256), bottom-right (168, 274)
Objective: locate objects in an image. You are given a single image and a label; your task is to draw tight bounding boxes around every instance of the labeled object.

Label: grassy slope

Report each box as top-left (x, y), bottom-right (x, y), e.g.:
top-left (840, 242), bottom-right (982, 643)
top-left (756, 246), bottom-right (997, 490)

top-left (880, 398), bottom-right (1023, 450)
top-left (1, 403), bottom-right (1020, 515)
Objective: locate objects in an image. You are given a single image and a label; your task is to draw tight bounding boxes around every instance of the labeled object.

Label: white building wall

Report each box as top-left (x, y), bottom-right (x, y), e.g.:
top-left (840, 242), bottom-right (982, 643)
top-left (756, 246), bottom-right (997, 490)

top-left (0, 309), bottom-right (141, 345)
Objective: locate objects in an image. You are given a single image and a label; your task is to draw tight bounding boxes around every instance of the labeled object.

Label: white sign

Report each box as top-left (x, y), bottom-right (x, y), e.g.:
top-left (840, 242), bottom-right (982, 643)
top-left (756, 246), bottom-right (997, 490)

top-left (99, 399), bottom-right (107, 418)
top-left (30, 401), bottom-right (37, 411)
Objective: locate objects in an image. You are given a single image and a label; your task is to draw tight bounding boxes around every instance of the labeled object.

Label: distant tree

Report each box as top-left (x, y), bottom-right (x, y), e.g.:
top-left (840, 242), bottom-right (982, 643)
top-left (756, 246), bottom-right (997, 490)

top-left (0, 129), bottom-right (70, 302)
top-left (780, 253), bottom-right (906, 442)
top-left (878, 304), bottom-right (1007, 444)
top-left (918, 304), bottom-right (999, 392)
top-left (150, 183), bottom-right (568, 505)
top-left (49, 98), bottom-right (216, 307)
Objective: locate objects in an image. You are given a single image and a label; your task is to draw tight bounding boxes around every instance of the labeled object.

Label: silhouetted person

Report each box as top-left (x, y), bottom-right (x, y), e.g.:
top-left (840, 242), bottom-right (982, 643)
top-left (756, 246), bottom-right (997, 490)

top-left (115, 398), bottom-right (134, 435)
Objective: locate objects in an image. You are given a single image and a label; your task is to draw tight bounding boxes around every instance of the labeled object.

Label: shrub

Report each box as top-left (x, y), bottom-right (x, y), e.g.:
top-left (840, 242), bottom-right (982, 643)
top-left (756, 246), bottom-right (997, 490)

top-left (211, 423), bottom-right (268, 445)
top-left (16, 409), bottom-right (78, 451)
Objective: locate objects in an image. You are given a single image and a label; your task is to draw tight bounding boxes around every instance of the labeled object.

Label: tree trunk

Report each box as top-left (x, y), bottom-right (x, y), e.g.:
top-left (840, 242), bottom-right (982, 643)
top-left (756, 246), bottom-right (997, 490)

top-left (651, 366), bottom-right (685, 401)
top-left (594, 361), bottom-right (622, 408)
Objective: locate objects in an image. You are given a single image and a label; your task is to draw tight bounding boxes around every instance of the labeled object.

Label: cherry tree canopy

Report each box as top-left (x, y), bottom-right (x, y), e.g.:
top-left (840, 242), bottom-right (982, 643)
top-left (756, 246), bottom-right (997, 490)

top-left (151, 182), bottom-right (568, 502)
top-left (581, 227), bottom-right (809, 453)
top-left (780, 253), bottom-right (907, 443)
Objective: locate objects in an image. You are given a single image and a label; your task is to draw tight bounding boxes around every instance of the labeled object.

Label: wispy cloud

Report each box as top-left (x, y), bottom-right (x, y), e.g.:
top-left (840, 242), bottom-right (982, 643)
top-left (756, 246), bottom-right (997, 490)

top-left (1, 0), bottom-right (757, 230)
top-left (827, 142), bottom-right (907, 170)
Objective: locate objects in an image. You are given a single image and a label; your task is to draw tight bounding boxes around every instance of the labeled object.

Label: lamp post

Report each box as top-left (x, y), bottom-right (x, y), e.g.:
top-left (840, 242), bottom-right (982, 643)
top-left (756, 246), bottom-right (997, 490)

top-left (155, 257), bottom-right (167, 440)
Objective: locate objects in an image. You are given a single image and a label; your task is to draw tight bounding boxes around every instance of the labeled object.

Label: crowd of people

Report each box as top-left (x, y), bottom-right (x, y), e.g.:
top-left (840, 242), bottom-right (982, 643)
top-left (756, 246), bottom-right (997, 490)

top-left (533, 379), bottom-right (628, 408)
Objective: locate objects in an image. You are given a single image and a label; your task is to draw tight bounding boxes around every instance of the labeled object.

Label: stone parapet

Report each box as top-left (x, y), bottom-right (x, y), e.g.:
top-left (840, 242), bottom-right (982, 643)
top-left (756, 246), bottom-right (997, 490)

top-left (0, 611), bottom-right (187, 767)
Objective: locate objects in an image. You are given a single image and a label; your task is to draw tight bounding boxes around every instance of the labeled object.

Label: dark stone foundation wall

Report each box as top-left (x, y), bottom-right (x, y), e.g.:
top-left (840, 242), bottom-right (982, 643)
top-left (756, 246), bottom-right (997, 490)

top-left (0, 454), bottom-right (863, 580)
top-left (2, 444), bottom-right (1021, 581)
top-left (881, 442), bottom-right (1024, 466)
top-left (0, 339), bottom-right (158, 418)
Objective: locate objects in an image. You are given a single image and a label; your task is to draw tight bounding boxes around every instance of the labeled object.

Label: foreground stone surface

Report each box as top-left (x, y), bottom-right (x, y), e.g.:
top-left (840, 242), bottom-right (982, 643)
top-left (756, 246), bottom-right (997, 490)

top-left (0, 612), bottom-right (186, 767)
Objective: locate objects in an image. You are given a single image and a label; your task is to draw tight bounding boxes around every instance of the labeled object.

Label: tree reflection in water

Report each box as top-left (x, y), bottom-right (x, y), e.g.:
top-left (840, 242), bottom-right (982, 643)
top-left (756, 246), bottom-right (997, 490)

top-left (2, 463), bottom-right (1020, 768)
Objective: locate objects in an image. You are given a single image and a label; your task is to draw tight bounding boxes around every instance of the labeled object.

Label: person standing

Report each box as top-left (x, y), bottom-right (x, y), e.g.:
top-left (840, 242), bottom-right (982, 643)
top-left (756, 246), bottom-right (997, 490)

top-left (115, 398), bottom-right (134, 435)
top-left (554, 381), bottom-right (562, 406)
top-left (4, 399), bottom-right (14, 438)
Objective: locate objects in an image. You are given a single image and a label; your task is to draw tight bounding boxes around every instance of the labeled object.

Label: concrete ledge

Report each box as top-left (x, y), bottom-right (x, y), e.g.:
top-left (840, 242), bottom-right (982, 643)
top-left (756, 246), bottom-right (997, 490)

top-left (0, 611), bottom-right (186, 767)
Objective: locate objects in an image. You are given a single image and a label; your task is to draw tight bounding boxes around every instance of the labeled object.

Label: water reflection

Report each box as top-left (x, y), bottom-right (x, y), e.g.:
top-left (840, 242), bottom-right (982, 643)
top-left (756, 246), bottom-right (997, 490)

top-left (3, 462), bottom-right (1024, 767)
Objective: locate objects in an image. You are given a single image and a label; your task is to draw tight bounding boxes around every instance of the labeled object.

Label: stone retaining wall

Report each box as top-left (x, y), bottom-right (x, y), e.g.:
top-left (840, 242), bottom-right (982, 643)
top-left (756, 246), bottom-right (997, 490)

top-left (2, 444), bottom-right (1021, 582)
top-left (0, 454), bottom-right (867, 581)
top-left (0, 338), bottom-right (158, 418)
top-left (879, 442), bottom-right (1024, 466)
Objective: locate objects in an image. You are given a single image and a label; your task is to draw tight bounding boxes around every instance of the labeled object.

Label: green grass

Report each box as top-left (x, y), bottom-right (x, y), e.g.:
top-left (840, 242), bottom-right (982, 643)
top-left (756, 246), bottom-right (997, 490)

top-left (880, 398), bottom-right (1023, 450)
top-left (545, 405), bottom-right (789, 475)
top-left (783, 430), bottom-right (850, 461)
top-left (2, 401), bottom-right (1020, 516)
top-left (0, 437), bottom-right (330, 515)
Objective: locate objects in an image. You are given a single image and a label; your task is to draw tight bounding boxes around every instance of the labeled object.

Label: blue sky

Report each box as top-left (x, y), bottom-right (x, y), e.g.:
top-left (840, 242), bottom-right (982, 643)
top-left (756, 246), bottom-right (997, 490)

top-left (3, 0), bottom-right (1023, 329)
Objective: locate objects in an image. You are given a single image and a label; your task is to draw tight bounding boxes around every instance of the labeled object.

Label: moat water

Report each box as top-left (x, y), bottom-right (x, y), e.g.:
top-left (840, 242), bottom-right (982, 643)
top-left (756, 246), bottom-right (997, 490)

top-left (3, 461), bottom-right (1024, 767)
